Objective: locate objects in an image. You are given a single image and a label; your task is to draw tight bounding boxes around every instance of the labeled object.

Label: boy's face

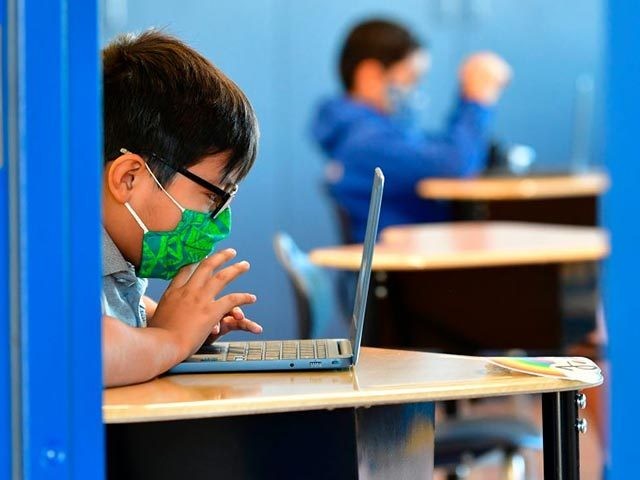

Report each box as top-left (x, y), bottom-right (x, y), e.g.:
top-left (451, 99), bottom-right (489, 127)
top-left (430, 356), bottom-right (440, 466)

top-left (103, 151), bottom-right (235, 267)
top-left (353, 49), bottom-right (430, 113)
top-left (138, 153), bottom-right (233, 231)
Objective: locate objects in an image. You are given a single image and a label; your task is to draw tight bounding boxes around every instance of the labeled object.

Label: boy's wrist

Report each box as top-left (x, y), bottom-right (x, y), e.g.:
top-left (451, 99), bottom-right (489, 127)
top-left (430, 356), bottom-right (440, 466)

top-left (166, 329), bottom-right (192, 364)
top-left (147, 327), bottom-right (191, 369)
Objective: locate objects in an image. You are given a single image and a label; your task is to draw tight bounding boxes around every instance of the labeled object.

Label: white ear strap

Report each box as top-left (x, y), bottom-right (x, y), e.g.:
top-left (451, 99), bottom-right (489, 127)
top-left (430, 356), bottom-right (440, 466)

top-left (143, 162), bottom-right (185, 213)
top-left (124, 202), bottom-right (149, 233)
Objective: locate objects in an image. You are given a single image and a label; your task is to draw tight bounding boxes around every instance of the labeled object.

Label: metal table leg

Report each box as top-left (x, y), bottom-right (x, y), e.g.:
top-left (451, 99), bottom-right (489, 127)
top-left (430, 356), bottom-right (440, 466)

top-left (542, 390), bottom-right (587, 479)
top-left (356, 402), bottom-right (435, 479)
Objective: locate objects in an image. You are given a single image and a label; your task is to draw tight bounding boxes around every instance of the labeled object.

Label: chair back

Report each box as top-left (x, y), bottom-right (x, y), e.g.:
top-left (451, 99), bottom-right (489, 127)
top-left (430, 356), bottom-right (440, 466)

top-left (273, 232), bottom-right (336, 338)
top-left (321, 182), bottom-right (354, 245)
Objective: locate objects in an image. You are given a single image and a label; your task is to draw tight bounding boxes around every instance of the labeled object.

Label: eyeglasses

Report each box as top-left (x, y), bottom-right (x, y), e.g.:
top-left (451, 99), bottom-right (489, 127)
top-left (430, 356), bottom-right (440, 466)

top-left (120, 148), bottom-right (238, 219)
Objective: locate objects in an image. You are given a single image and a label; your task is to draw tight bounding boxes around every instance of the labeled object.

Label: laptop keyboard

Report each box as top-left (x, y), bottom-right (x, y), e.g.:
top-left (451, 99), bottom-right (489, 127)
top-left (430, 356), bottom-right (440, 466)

top-left (195, 340), bottom-right (334, 362)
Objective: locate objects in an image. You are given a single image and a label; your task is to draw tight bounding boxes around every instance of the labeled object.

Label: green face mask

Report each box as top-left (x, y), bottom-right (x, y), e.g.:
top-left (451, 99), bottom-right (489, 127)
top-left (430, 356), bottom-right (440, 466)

top-left (125, 165), bottom-right (232, 280)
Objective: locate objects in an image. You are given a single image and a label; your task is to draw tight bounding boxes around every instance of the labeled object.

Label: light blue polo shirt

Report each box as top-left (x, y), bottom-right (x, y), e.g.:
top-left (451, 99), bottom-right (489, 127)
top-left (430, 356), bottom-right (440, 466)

top-left (101, 227), bottom-right (148, 328)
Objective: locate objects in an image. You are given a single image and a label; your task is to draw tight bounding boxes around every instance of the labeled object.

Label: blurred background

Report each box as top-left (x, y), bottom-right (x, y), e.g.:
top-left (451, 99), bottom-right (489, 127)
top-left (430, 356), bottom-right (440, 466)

top-left (102, 0), bottom-right (605, 339)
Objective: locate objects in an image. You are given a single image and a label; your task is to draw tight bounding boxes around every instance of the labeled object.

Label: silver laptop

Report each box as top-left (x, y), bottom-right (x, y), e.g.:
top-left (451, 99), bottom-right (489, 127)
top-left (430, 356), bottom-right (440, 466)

top-left (170, 167), bottom-right (384, 373)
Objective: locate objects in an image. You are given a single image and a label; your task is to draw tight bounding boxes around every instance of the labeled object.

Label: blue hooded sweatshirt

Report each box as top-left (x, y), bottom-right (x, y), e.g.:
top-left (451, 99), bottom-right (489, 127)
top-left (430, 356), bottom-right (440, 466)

top-left (311, 96), bottom-right (494, 242)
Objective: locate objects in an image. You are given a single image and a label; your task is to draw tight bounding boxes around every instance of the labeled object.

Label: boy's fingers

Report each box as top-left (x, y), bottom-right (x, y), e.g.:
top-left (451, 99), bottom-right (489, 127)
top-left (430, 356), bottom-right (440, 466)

top-left (207, 302), bottom-right (253, 340)
top-left (187, 248), bottom-right (237, 287)
top-left (219, 316), bottom-right (263, 335)
top-left (204, 261), bottom-right (251, 297)
top-left (240, 318), bottom-right (263, 334)
top-left (215, 293), bottom-right (257, 315)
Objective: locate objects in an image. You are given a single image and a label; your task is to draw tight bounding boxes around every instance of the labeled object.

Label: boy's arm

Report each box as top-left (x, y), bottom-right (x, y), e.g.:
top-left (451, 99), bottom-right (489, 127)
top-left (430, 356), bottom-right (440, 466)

top-left (142, 295), bottom-right (158, 319)
top-left (103, 248), bottom-right (256, 387)
top-left (103, 315), bottom-right (183, 387)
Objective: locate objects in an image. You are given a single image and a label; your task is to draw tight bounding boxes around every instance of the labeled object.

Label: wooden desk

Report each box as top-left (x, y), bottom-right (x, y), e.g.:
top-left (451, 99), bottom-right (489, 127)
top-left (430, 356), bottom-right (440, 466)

top-left (416, 172), bottom-right (610, 226)
top-left (104, 348), bottom-right (600, 479)
top-left (310, 222), bottom-right (610, 353)
top-left (310, 222), bottom-right (609, 271)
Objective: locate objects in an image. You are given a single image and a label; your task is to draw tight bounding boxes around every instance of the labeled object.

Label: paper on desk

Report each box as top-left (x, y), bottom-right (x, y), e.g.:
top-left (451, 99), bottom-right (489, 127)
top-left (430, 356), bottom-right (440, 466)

top-left (487, 356), bottom-right (602, 384)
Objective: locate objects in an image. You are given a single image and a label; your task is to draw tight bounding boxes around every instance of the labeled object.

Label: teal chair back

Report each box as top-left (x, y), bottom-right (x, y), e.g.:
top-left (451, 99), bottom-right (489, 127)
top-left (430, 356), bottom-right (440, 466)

top-left (273, 232), bottom-right (336, 338)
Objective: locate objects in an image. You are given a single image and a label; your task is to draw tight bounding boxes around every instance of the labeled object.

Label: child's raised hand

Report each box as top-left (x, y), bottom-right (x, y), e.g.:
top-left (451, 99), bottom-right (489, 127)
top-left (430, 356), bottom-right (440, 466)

top-left (149, 248), bottom-right (257, 360)
top-left (459, 51), bottom-right (512, 105)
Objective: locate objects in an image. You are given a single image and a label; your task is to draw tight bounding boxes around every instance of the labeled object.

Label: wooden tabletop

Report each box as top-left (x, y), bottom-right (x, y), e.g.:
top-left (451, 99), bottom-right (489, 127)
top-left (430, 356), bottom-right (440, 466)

top-left (417, 172), bottom-right (610, 201)
top-left (309, 221), bottom-right (609, 271)
top-left (103, 347), bottom-right (601, 424)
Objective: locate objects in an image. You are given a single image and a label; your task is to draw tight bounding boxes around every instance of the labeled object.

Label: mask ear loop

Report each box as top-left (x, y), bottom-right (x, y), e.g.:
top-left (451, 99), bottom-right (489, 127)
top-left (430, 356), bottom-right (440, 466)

top-left (142, 162), bottom-right (186, 213)
top-left (119, 147), bottom-right (186, 214)
top-left (124, 202), bottom-right (150, 234)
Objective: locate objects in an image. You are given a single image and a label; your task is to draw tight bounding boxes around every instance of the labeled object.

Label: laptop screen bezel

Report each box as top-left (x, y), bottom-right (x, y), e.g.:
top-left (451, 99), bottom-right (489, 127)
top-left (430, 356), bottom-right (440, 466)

top-left (349, 168), bottom-right (384, 364)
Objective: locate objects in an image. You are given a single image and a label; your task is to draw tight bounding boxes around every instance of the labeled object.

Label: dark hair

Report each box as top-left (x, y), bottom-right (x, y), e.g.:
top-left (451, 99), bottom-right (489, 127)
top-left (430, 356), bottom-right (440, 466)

top-left (103, 30), bottom-right (259, 186)
top-left (339, 19), bottom-right (422, 91)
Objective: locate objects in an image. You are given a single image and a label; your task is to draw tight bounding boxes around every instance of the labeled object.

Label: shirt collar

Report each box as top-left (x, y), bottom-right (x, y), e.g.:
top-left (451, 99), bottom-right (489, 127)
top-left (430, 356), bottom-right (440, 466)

top-left (102, 226), bottom-right (135, 276)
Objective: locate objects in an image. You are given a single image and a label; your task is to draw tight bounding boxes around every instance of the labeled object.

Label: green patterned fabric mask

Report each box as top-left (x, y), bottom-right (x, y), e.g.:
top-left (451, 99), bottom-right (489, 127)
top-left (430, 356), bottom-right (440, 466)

top-left (124, 165), bottom-right (232, 280)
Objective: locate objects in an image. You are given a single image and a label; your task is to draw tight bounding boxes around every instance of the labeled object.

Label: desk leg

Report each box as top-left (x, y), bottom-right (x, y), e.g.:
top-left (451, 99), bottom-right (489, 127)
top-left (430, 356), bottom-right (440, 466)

top-left (542, 391), bottom-right (581, 479)
top-left (356, 402), bottom-right (435, 479)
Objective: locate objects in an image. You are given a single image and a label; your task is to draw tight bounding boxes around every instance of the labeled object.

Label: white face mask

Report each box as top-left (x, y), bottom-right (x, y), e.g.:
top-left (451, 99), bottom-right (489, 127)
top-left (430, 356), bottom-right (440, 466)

top-left (409, 50), bottom-right (431, 77)
top-left (386, 49), bottom-right (431, 118)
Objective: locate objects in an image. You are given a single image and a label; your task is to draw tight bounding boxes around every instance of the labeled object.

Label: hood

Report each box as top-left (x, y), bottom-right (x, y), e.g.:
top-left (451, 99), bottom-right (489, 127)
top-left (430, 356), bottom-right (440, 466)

top-left (311, 96), bottom-right (381, 157)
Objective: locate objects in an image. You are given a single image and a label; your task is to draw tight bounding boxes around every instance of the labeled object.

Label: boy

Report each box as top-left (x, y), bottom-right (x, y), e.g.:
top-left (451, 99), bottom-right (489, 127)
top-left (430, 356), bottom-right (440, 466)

top-left (311, 19), bottom-right (511, 242)
top-left (101, 31), bottom-right (262, 387)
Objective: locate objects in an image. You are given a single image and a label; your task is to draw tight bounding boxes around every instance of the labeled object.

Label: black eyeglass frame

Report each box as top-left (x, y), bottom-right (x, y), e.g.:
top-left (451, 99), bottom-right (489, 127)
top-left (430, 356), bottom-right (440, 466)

top-left (119, 148), bottom-right (238, 219)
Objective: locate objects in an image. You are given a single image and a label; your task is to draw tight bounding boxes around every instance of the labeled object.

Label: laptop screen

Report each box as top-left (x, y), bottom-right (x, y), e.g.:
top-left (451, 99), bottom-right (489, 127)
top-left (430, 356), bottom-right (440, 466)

top-left (349, 168), bottom-right (384, 364)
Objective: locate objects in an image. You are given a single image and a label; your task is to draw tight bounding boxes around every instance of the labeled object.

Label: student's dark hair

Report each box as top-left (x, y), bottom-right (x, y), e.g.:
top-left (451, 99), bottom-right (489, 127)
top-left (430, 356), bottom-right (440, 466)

top-left (339, 19), bottom-right (422, 91)
top-left (103, 30), bottom-right (259, 186)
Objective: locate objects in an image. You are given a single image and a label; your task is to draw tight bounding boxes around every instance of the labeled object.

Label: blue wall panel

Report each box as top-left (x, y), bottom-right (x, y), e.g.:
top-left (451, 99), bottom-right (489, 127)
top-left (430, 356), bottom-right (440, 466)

top-left (20, 1), bottom-right (68, 476)
top-left (19, 0), bottom-right (103, 478)
top-left (1, 0), bottom-right (11, 476)
top-left (67, 0), bottom-right (104, 478)
top-left (604, 2), bottom-right (640, 477)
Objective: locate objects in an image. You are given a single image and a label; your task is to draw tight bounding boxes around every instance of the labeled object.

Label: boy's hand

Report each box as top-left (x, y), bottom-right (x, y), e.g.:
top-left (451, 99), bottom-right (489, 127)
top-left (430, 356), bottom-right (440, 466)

top-left (207, 306), bottom-right (263, 342)
top-left (148, 248), bottom-right (257, 361)
top-left (459, 51), bottom-right (512, 105)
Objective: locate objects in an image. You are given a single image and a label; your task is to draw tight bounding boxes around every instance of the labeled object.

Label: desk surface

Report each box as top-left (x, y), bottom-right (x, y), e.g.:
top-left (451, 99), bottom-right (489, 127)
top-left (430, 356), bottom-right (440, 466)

top-left (309, 222), bottom-right (609, 271)
top-left (417, 172), bottom-right (610, 201)
top-left (104, 348), bottom-right (600, 424)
